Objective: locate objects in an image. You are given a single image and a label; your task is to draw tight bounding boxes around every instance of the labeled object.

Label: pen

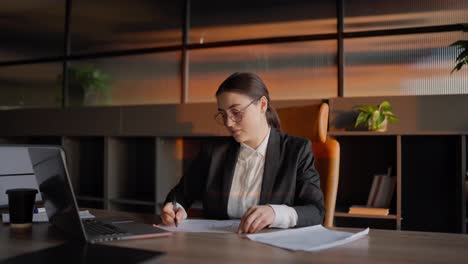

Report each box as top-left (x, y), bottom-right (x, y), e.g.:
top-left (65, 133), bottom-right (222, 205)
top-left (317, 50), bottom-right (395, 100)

top-left (172, 196), bottom-right (178, 227)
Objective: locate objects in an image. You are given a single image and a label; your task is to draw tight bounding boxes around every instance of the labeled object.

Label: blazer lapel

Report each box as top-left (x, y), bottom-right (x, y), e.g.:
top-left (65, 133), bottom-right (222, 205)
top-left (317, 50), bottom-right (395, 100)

top-left (221, 140), bottom-right (240, 218)
top-left (259, 128), bottom-right (281, 205)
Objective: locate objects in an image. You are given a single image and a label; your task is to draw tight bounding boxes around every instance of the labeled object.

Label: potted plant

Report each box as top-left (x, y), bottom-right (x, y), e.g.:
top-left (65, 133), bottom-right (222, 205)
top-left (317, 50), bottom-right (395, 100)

top-left (58, 65), bottom-right (111, 106)
top-left (450, 24), bottom-right (468, 73)
top-left (354, 101), bottom-right (398, 132)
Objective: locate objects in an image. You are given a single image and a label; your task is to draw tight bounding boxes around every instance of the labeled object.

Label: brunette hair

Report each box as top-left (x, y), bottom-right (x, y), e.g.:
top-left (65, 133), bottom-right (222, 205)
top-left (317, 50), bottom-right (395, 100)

top-left (215, 72), bottom-right (281, 130)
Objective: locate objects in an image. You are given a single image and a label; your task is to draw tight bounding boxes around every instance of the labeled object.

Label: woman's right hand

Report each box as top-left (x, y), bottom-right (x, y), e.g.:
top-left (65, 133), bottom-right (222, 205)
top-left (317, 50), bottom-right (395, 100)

top-left (160, 203), bottom-right (185, 226)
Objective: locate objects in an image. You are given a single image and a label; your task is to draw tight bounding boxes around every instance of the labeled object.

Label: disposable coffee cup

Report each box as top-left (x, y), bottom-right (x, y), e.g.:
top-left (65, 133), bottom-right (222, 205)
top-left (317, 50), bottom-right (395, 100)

top-left (6, 188), bottom-right (38, 228)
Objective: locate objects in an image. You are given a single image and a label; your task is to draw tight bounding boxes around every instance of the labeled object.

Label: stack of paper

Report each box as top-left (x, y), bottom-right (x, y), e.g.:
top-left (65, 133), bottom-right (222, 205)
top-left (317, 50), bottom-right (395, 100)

top-left (158, 219), bottom-right (240, 233)
top-left (246, 225), bottom-right (369, 251)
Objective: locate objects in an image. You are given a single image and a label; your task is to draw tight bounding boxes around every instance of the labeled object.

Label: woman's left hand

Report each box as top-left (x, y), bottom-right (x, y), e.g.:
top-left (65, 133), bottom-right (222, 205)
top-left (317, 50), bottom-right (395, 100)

top-left (238, 205), bottom-right (275, 234)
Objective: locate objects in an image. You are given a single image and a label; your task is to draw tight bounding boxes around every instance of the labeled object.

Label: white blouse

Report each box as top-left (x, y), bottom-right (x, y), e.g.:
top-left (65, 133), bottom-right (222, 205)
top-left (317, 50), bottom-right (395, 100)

top-left (177, 128), bottom-right (298, 228)
top-left (226, 128), bottom-right (298, 228)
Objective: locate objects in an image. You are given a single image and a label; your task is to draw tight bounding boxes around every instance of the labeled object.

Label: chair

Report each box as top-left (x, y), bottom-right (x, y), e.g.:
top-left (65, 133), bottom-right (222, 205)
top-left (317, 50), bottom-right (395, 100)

top-left (277, 103), bottom-right (340, 227)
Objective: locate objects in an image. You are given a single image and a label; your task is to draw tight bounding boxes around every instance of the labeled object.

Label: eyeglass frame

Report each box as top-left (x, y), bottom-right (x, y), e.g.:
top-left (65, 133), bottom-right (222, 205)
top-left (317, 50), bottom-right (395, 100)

top-left (214, 97), bottom-right (262, 125)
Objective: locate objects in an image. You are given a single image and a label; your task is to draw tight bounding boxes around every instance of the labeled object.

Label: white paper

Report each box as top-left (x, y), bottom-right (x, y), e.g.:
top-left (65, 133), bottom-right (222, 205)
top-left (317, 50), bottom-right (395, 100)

top-left (2, 210), bottom-right (95, 223)
top-left (158, 219), bottom-right (240, 233)
top-left (246, 225), bottom-right (369, 251)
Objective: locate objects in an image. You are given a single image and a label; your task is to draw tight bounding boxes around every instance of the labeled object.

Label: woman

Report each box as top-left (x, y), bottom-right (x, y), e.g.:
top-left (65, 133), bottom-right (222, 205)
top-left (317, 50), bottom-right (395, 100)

top-left (161, 72), bottom-right (324, 234)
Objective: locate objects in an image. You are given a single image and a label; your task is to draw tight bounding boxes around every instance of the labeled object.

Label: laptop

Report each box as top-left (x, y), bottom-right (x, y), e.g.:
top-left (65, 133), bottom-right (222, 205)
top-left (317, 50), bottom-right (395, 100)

top-left (27, 145), bottom-right (171, 243)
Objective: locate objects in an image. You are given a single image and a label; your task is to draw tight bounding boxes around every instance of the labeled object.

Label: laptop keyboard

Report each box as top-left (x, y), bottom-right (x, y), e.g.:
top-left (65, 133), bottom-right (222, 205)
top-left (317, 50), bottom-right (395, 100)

top-left (83, 219), bottom-right (128, 237)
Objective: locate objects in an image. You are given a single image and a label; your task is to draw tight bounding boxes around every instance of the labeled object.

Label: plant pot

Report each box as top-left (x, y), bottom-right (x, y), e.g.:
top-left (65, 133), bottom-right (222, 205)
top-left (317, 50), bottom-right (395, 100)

top-left (368, 118), bottom-right (388, 132)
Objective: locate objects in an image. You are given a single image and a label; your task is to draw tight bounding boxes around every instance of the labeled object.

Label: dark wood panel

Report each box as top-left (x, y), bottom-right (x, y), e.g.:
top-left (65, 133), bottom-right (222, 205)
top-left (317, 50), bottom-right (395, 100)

top-left (120, 103), bottom-right (228, 137)
top-left (0, 107), bottom-right (121, 136)
top-left (335, 136), bottom-right (397, 213)
top-left (329, 95), bottom-right (468, 134)
top-left (402, 136), bottom-right (461, 233)
top-left (0, 100), bottom-right (323, 137)
top-left (77, 137), bottom-right (104, 197)
top-left (120, 100), bottom-right (323, 136)
top-left (62, 137), bottom-right (104, 198)
top-left (121, 138), bottom-right (156, 202)
top-left (464, 135), bottom-right (468, 233)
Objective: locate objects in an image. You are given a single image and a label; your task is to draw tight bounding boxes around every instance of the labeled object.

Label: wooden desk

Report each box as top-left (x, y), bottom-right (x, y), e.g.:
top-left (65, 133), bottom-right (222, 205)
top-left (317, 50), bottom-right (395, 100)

top-left (1, 209), bottom-right (468, 263)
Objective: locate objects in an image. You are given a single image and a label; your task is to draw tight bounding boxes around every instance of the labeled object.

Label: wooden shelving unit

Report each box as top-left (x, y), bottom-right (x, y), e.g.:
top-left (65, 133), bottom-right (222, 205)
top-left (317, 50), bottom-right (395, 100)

top-left (1, 96), bottom-right (468, 233)
top-left (62, 136), bottom-right (105, 209)
top-left (329, 95), bottom-right (468, 233)
top-left (331, 133), bottom-right (401, 230)
top-left (105, 137), bottom-right (157, 212)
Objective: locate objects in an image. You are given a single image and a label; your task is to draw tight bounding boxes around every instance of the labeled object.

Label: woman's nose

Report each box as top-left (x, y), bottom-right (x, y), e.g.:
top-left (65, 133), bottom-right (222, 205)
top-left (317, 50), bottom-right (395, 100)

top-left (225, 117), bottom-right (234, 127)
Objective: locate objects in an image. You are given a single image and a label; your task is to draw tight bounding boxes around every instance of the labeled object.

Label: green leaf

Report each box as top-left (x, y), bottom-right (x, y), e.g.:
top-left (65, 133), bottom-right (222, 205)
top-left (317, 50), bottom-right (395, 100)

top-left (370, 110), bottom-right (380, 127)
top-left (387, 115), bottom-right (399, 123)
top-left (379, 101), bottom-right (392, 112)
top-left (462, 23), bottom-right (468, 32)
top-left (376, 112), bottom-right (386, 127)
top-left (355, 112), bottom-right (371, 127)
top-left (451, 61), bottom-right (466, 73)
top-left (357, 105), bottom-right (376, 113)
top-left (450, 40), bottom-right (468, 48)
top-left (456, 50), bottom-right (468, 62)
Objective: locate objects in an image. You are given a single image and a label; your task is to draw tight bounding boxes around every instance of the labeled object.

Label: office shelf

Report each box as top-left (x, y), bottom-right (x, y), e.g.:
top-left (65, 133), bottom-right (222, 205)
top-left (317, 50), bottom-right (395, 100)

top-left (332, 133), bottom-right (465, 233)
top-left (106, 137), bottom-right (156, 207)
top-left (62, 137), bottom-right (105, 199)
top-left (402, 136), bottom-right (460, 233)
top-left (1, 96), bottom-right (467, 233)
top-left (327, 96), bottom-right (468, 233)
top-left (334, 135), bottom-right (399, 229)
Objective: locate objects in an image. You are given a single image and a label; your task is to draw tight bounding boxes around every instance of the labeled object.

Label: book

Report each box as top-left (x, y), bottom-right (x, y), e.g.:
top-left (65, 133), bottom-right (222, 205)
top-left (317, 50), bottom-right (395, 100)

top-left (366, 175), bottom-right (384, 207)
top-left (348, 206), bottom-right (389, 216)
top-left (348, 167), bottom-right (395, 216)
top-left (372, 175), bottom-right (396, 208)
top-left (366, 167), bottom-right (396, 208)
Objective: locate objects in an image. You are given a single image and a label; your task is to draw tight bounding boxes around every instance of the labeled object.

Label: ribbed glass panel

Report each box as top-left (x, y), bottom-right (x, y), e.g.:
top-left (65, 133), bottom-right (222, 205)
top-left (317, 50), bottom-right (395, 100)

top-left (0, 1), bottom-right (65, 61)
top-left (190, 0), bottom-right (336, 44)
top-left (68, 52), bottom-right (181, 106)
top-left (70, 0), bottom-right (183, 54)
top-left (0, 63), bottom-right (62, 109)
top-left (344, 0), bottom-right (468, 32)
top-left (344, 31), bottom-right (468, 96)
top-left (188, 41), bottom-right (337, 102)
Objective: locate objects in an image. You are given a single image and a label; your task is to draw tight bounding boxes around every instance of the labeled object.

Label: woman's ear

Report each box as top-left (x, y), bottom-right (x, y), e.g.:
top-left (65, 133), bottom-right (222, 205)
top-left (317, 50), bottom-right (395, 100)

top-left (259, 96), bottom-right (268, 113)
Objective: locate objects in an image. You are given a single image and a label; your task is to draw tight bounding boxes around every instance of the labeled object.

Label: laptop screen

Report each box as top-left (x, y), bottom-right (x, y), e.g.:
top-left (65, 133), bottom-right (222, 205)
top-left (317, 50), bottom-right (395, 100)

top-left (28, 146), bottom-right (86, 241)
top-left (0, 146), bottom-right (42, 207)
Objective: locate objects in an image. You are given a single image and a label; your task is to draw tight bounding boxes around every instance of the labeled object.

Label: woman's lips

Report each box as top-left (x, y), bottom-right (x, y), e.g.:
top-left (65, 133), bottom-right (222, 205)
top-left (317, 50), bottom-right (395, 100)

top-left (231, 130), bottom-right (241, 136)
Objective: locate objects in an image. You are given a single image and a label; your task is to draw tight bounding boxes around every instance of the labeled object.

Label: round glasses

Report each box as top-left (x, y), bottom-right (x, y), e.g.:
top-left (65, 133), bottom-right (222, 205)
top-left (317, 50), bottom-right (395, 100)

top-left (214, 98), bottom-right (259, 125)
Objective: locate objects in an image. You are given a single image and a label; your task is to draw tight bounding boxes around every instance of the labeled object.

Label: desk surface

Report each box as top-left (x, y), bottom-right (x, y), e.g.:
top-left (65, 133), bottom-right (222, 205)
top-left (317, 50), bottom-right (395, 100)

top-left (1, 209), bottom-right (468, 264)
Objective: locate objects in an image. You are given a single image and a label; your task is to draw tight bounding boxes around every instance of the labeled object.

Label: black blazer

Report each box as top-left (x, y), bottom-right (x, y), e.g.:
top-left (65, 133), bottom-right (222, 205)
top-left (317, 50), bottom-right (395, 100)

top-left (165, 128), bottom-right (325, 227)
